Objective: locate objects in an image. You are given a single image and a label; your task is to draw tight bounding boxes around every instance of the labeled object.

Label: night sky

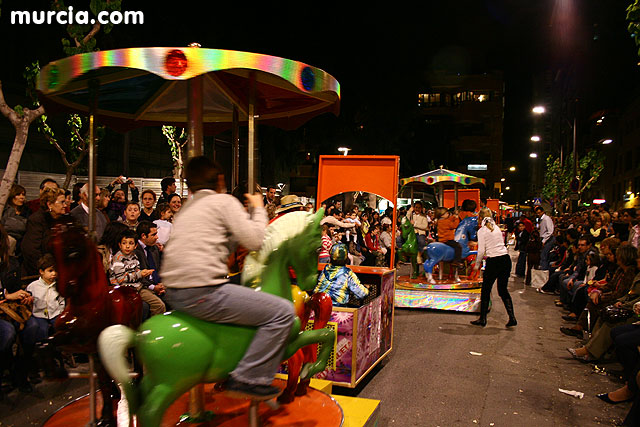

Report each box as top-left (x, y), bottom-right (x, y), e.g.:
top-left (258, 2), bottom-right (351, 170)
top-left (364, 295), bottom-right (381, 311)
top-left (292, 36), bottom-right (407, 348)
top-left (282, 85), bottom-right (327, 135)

top-left (1, 1), bottom-right (639, 181)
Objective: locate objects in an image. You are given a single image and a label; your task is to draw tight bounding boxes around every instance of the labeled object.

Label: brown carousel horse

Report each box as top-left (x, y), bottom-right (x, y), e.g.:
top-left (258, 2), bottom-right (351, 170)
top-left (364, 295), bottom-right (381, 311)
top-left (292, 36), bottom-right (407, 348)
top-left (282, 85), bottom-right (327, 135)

top-left (40, 221), bottom-right (142, 426)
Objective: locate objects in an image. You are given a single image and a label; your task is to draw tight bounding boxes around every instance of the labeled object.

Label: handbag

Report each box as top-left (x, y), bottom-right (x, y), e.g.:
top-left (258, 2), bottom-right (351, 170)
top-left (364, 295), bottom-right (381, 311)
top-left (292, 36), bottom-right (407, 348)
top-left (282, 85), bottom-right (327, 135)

top-left (0, 300), bottom-right (33, 330)
top-left (602, 305), bottom-right (633, 323)
top-left (531, 268), bottom-right (549, 289)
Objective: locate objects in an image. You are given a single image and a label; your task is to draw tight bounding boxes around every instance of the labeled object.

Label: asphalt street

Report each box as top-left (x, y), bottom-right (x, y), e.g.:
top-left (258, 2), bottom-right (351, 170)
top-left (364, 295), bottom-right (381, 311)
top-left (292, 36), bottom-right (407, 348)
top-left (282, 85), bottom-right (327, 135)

top-left (0, 255), bottom-right (633, 426)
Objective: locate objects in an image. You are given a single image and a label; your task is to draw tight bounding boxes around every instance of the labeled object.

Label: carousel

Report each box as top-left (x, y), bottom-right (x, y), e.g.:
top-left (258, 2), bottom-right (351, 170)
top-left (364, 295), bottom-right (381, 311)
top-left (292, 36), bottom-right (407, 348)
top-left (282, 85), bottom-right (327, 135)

top-left (34, 46), bottom-right (378, 427)
top-left (394, 167), bottom-right (486, 312)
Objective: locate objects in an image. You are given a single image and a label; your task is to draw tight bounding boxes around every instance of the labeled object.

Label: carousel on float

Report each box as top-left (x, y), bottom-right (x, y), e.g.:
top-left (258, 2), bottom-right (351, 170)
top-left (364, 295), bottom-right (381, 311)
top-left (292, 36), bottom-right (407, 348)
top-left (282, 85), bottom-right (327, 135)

top-left (394, 167), bottom-right (486, 313)
top-left (34, 46), bottom-right (379, 426)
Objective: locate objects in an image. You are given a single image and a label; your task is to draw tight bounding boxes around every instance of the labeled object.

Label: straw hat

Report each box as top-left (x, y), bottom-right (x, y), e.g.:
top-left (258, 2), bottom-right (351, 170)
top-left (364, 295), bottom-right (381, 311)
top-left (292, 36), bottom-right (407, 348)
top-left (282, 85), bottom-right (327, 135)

top-left (275, 194), bottom-right (303, 214)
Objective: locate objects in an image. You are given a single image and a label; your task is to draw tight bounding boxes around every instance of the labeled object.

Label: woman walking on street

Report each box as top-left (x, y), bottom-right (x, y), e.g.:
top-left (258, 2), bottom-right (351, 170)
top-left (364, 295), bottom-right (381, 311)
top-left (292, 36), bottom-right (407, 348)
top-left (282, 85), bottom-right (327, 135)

top-left (471, 208), bottom-right (517, 327)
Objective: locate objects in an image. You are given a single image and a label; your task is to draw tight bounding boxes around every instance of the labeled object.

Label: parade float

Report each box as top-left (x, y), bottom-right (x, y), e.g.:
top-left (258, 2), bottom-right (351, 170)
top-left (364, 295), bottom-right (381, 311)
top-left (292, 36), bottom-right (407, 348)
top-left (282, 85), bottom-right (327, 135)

top-left (35, 46), bottom-right (382, 427)
top-left (310, 155), bottom-right (397, 388)
top-left (395, 167), bottom-right (485, 312)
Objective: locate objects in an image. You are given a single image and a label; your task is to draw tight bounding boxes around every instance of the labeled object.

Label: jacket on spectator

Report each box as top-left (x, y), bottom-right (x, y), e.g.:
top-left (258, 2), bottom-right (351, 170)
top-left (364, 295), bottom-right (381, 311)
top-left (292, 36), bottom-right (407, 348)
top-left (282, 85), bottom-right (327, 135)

top-left (21, 209), bottom-right (59, 277)
top-left (134, 244), bottom-right (161, 289)
top-left (598, 266), bottom-right (638, 307)
top-left (1, 205), bottom-right (30, 242)
top-left (109, 251), bottom-right (143, 290)
top-left (515, 229), bottom-right (530, 252)
top-left (70, 204), bottom-right (107, 241)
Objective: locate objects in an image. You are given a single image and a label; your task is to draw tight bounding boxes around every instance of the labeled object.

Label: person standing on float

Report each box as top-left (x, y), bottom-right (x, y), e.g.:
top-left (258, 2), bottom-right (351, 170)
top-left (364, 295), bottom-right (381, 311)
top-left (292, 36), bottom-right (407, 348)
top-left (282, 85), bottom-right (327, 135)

top-left (471, 208), bottom-right (517, 328)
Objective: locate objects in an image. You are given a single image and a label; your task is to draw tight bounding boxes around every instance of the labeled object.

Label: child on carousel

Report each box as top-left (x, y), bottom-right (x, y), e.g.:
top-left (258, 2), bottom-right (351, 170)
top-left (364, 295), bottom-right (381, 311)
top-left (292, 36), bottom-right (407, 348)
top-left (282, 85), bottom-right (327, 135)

top-left (315, 243), bottom-right (369, 307)
top-left (435, 207), bottom-right (462, 275)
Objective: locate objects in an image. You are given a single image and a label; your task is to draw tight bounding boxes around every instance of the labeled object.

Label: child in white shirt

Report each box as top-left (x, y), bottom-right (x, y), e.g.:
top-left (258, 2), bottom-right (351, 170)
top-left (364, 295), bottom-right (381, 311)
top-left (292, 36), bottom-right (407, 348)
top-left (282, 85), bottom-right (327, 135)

top-left (26, 254), bottom-right (65, 341)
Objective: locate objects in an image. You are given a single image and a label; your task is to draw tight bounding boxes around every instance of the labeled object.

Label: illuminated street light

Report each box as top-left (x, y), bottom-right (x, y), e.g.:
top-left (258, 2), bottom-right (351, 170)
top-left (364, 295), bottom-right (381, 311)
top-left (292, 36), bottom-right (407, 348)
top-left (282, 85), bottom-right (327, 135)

top-left (509, 166), bottom-right (516, 172)
top-left (505, 186), bottom-right (510, 190)
top-left (529, 153), bottom-right (538, 158)
top-left (337, 147), bottom-right (351, 156)
top-left (601, 139), bottom-right (613, 145)
top-left (500, 178), bottom-right (505, 182)
top-left (532, 106), bottom-right (546, 114)
top-left (530, 135), bottom-right (541, 142)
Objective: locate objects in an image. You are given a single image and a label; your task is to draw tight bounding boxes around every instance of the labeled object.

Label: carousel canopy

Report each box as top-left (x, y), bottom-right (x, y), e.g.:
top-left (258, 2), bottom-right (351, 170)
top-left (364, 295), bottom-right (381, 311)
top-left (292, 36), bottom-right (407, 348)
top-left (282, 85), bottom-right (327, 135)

top-left (36, 47), bottom-right (340, 133)
top-left (400, 167), bottom-right (486, 187)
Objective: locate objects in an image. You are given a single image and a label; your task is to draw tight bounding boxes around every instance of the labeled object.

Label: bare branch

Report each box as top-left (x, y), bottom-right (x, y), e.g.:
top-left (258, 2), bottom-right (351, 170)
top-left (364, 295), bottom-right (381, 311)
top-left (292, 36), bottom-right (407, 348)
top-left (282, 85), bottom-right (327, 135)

top-left (0, 81), bottom-right (19, 126)
top-left (25, 105), bottom-right (45, 123)
top-left (43, 132), bottom-right (71, 168)
top-left (77, 21), bottom-right (101, 47)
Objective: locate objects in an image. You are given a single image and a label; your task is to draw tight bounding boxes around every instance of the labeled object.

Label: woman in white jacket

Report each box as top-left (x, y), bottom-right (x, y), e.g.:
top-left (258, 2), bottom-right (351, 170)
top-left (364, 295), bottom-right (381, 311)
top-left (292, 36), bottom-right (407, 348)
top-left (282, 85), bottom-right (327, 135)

top-left (471, 208), bottom-right (517, 327)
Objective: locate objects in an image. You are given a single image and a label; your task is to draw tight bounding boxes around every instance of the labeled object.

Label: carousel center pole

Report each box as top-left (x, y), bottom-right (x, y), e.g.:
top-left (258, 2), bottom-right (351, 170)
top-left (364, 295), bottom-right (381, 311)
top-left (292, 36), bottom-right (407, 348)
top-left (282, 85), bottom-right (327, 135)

top-left (454, 183), bottom-right (458, 210)
top-left (248, 72), bottom-right (256, 193)
top-left (232, 105), bottom-right (240, 191)
top-left (184, 69), bottom-right (209, 421)
top-left (87, 79), bottom-right (99, 242)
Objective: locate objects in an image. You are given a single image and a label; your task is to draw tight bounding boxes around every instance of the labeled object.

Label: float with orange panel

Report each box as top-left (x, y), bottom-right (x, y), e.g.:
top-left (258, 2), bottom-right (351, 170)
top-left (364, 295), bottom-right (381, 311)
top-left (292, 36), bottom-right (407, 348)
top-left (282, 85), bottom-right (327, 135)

top-left (287, 155), bottom-right (397, 389)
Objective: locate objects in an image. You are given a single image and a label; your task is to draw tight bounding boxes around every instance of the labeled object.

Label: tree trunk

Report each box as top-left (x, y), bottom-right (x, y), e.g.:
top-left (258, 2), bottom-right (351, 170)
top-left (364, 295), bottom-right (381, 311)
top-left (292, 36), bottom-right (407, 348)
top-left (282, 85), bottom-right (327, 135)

top-left (0, 81), bottom-right (45, 212)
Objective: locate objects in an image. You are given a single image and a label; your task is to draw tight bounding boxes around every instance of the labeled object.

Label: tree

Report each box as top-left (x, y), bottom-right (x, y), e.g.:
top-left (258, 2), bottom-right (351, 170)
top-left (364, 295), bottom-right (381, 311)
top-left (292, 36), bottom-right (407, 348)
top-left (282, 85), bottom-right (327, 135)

top-left (0, 83), bottom-right (45, 212)
top-left (627, 1), bottom-right (640, 56)
top-left (541, 150), bottom-right (605, 211)
top-left (162, 126), bottom-right (187, 191)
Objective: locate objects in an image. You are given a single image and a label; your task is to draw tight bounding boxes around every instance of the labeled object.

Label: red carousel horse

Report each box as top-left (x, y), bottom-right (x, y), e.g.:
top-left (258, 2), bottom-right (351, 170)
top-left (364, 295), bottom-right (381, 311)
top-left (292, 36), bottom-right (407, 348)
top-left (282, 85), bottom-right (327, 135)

top-left (41, 221), bottom-right (142, 426)
top-left (280, 290), bottom-right (332, 403)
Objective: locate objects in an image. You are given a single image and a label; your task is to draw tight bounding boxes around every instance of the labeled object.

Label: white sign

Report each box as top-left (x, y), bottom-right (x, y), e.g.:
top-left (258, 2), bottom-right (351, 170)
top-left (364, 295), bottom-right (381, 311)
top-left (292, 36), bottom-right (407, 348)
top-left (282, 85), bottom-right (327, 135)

top-left (467, 164), bottom-right (487, 171)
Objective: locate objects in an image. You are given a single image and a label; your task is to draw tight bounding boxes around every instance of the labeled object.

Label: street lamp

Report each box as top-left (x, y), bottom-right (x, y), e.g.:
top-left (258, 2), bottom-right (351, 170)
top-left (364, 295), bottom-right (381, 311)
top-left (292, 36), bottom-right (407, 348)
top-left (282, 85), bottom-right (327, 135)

top-left (500, 178), bottom-right (505, 182)
top-left (509, 166), bottom-right (516, 172)
top-left (532, 106), bottom-right (546, 114)
top-left (530, 135), bottom-right (541, 142)
top-left (505, 186), bottom-right (511, 190)
top-left (600, 139), bottom-right (613, 145)
top-left (529, 153), bottom-right (538, 158)
top-left (337, 147), bottom-right (351, 156)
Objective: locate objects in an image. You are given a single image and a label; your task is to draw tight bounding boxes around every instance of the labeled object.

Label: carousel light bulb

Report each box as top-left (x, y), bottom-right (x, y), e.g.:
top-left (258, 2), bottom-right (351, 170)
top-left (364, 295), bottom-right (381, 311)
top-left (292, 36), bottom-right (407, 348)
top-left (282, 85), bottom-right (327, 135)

top-left (165, 50), bottom-right (188, 77)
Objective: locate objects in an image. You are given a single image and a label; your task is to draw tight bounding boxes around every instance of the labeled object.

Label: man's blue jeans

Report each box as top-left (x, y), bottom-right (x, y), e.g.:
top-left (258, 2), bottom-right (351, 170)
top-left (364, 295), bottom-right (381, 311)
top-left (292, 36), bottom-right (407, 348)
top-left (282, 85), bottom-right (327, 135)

top-left (540, 236), bottom-right (556, 270)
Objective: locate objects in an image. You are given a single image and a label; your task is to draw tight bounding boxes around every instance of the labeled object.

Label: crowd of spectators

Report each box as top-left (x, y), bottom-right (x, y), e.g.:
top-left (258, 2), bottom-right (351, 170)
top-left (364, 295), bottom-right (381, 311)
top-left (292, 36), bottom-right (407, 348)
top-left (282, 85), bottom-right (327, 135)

top-left (509, 203), bottom-right (640, 425)
top-left (0, 176), bottom-right (183, 398)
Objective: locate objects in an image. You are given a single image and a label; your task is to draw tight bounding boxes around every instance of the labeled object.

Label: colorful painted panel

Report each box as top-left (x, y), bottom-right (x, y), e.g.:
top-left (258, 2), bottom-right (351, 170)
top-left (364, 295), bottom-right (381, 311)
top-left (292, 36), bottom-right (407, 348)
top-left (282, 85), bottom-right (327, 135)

top-left (314, 310), bottom-right (355, 384)
top-left (394, 289), bottom-right (481, 312)
top-left (356, 299), bottom-right (381, 379)
top-left (379, 272), bottom-right (394, 355)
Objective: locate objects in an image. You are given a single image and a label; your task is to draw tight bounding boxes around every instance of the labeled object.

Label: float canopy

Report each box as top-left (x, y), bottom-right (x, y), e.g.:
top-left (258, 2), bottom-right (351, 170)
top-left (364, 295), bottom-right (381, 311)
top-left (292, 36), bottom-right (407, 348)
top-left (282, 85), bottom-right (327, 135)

top-left (400, 167), bottom-right (486, 187)
top-left (36, 47), bottom-right (340, 133)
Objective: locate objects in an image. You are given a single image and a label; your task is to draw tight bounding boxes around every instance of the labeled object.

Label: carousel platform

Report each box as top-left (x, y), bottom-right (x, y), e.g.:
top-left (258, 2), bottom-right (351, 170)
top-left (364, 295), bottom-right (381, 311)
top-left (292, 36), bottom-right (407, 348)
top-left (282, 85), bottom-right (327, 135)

top-left (394, 271), bottom-right (482, 312)
top-left (43, 377), bottom-right (379, 427)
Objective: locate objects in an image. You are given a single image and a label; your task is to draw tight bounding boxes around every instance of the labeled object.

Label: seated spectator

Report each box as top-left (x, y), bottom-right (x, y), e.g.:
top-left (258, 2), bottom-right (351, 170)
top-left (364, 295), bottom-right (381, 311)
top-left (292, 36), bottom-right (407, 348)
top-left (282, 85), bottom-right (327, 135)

top-left (70, 184), bottom-right (107, 241)
top-left (0, 224), bottom-right (39, 393)
top-left (1, 184), bottom-right (31, 253)
top-left (380, 223), bottom-right (393, 266)
top-left (69, 182), bottom-right (83, 211)
top-left (105, 178), bottom-right (139, 222)
top-left (364, 224), bottom-right (385, 267)
top-left (97, 188), bottom-right (111, 223)
top-left (22, 187), bottom-right (68, 277)
top-left (319, 224), bottom-right (332, 264)
top-left (109, 229), bottom-right (160, 316)
top-left (97, 222), bottom-right (130, 275)
top-left (567, 247), bottom-right (640, 362)
top-left (158, 177), bottom-right (176, 205)
top-left (26, 254), bottom-right (64, 343)
top-left (120, 201), bottom-right (141, 230)
top-left (153, 203), bottom-right (173, 248)
top-left (167, 193), bottom-right (182, 217)
top-left (314, 243), bottom-right (369, 307)
top-left (25, 178), bottom-right (58, 214)
top-left (561, 243), bottom-right (638, 337)
top-left (134, 221), bottom-right (167, 316)
top-left (139, 190), bottom-right (159, 222)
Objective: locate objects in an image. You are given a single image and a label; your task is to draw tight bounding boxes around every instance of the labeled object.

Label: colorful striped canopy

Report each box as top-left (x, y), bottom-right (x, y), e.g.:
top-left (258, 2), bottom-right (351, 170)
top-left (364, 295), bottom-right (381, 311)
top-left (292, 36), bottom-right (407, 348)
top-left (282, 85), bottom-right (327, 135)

top-left (400, 168), bottom-right (486, 187)
top-left (36, 47), bottom-right (340, 132)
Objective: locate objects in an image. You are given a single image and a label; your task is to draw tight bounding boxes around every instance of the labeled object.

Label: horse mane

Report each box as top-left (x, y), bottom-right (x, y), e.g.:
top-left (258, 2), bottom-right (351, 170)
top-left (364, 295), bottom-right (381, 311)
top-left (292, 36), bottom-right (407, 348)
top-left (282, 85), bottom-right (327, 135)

top-left (242, 211), bottom-right (316, 286)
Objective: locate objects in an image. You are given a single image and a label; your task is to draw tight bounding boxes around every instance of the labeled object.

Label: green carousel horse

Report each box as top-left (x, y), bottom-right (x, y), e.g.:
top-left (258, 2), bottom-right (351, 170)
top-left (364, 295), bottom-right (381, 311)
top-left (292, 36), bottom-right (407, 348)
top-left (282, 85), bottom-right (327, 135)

top-left (397, 217), bottom-right (419, 278)
top-left (98, 210), bottom-right (335, 427)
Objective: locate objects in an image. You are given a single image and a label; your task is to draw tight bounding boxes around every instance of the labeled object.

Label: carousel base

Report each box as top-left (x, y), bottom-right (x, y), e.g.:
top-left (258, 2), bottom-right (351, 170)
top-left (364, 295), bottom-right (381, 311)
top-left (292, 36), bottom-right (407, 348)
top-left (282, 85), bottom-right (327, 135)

top-left (395, 275), bottom-right (482, 312)
top-left (43, 379), bottom-right (347, 426)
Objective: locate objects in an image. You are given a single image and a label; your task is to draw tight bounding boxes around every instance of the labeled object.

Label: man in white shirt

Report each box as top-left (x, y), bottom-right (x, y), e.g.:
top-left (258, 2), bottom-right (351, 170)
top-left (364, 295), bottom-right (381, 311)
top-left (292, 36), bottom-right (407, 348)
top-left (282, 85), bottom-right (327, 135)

top-left (535, 206), bottom-right (555, 270)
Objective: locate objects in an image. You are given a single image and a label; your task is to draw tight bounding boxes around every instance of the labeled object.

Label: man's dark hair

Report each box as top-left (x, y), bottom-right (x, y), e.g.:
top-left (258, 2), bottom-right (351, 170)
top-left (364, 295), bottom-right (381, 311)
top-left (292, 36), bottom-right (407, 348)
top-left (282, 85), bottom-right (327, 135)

top-left (579, 235), bottom-right (592, 246)
top-left (161, 177), bottom-right (176, 192)
top-left (567, 229), bottom-right (579, 241)
top-left (461, 199), bottom-right (477, 212)
top-left (72, 182), bottom-right (83, 202)
top-left (185, 156), bottom-right (223, 192)
top-left (39, 178), bottom-right (57, 190)
top-left (267, 185), bottom-right (277, 192)
top-left (37, 253), bottom-right (55, 271)
top-left (136, 220), bottom-right (157, 240)
top-left (414, 201), bottom-right (423, 208)
top-left (125, 201), bottom-right (140, 209)
top-left (623, 208), bottom-right (638, 219)
top-left (534, 206), bottom-right (544, 213)
top-left (118, 228), bottom-right (138, 244)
